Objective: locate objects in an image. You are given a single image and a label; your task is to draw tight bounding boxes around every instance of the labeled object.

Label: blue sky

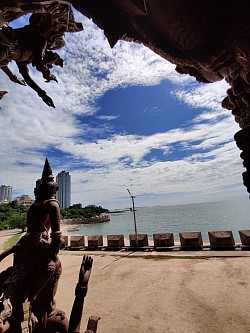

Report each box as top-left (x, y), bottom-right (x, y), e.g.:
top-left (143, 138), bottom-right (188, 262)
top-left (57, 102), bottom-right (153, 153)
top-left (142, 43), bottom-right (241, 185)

top-left (0, 12), bottom-right (247, 209)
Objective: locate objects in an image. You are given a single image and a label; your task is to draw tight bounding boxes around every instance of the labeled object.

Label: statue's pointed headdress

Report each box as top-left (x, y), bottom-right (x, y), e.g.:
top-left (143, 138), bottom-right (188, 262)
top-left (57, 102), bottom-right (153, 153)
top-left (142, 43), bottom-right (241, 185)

top-left (34, 158), bottom-right (58, 200)
top-left (41, 158), bottom-right (54, 184)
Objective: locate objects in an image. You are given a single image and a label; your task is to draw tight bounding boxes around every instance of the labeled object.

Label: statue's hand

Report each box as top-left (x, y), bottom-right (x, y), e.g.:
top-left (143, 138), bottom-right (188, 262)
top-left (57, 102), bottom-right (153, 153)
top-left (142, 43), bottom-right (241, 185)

top-left (28, 312), bottom-right (38, 332)
top-left (41, 94), bottom-right (55, 108)
top-left (79, 255), bottom-right (93, 287)
top-left (59, 236), bottom-right (65, 249)
top-left (75, 256), bottom-right (93, 298)
top-left (48, 309), bottom-right (66, 321)
top-left (10, 75), bottom-right (26, 86)
top-left (38, 90), bottom-right (55, 108)
top-left (44, 74), bottom-right (58, 83)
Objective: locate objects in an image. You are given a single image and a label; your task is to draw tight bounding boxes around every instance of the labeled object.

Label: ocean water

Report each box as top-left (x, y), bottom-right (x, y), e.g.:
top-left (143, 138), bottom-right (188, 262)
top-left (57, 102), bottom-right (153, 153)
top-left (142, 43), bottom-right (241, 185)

top-left (67, 200), bottom-right (250, 242)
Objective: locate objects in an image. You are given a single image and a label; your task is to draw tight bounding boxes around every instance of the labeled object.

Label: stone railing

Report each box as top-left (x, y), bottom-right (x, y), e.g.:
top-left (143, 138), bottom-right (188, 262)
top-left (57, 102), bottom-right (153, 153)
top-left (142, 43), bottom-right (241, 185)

top-left (61, 230), bottom-right (250, 251)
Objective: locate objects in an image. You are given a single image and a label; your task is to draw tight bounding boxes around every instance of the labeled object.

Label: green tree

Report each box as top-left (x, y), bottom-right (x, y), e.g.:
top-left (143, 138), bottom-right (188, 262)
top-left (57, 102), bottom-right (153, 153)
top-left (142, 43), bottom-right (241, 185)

top-left (0, 202), bottom-right (28, 231)
top-left (9, 212), bottom-right (26, 232)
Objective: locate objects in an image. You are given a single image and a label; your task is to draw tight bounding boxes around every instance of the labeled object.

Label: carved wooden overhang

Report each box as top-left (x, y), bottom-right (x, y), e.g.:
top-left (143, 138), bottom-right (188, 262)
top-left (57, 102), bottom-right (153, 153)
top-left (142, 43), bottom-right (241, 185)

top-left (1, 0), bottom-right (250, 195)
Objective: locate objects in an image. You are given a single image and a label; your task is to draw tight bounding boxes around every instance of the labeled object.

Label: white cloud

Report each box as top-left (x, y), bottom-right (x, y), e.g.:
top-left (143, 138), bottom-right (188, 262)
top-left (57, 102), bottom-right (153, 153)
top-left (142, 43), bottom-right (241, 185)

top-left (0, 14), bottom-right (245, 208)
top-left (173, 80), bottom-right (229, 111)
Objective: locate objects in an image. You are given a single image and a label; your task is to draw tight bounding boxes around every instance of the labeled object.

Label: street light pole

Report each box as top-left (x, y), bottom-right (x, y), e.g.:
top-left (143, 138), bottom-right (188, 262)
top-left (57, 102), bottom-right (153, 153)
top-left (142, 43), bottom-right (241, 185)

top-left (127, 188), bottom-right (138, 248)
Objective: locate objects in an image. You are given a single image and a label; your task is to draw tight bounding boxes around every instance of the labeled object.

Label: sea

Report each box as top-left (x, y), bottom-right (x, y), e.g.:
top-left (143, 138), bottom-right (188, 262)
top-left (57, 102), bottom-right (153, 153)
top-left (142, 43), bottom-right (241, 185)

top-left (68, 200), bottom-right (250, 243)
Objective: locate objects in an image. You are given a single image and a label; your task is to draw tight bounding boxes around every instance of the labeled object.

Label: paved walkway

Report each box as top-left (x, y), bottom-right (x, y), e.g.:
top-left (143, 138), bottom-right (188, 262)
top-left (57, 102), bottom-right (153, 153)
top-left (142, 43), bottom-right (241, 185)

top-left (0, 229), bottom-right (21, 250)
top-left (2, 248), bottom-right (250, 332)
top-left (61, 247), bottom-right (250, 257)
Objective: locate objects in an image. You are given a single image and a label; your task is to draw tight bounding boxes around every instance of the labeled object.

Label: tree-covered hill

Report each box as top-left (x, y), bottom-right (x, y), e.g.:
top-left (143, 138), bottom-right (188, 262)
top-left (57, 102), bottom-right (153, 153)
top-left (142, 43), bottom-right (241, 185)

top-left (0, 202), bottom-right (109, 231)
top-left (61, 205), bottom-right (109, 220)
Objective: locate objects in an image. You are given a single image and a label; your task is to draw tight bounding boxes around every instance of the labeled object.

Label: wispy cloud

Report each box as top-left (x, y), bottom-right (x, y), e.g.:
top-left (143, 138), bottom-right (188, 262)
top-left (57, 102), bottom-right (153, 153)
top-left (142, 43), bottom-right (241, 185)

top-left (96, 115), bottom-right (120, 121)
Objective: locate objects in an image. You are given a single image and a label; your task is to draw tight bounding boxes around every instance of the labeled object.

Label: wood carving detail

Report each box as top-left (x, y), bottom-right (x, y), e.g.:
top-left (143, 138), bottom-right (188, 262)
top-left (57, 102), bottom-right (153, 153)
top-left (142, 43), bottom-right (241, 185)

top-left (0, 1), bottom-right (82, 107)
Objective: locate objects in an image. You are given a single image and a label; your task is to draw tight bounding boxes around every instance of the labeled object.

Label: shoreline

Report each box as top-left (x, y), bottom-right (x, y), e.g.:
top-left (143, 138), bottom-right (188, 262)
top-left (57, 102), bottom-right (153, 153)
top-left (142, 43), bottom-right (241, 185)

top-left (1, 224), bottom-right (250, 257)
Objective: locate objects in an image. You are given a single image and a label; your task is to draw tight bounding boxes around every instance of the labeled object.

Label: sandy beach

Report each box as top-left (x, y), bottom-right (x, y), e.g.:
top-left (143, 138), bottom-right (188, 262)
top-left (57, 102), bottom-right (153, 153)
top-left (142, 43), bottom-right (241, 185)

top-left (1, 227), bottom-right (250, 333)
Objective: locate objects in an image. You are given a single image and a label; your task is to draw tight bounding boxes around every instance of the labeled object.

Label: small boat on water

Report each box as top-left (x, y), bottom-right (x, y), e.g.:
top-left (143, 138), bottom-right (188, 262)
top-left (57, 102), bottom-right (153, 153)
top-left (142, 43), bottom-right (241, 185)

top-left (67, 227), bottom-right (80, 232)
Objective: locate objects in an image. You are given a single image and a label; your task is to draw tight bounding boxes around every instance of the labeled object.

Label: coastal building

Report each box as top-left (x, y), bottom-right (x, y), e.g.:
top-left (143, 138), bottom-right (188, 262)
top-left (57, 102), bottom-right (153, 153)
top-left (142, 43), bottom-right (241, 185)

top-left (56, 171), bottom-right (71, 208)
top-left (15, 194), bottom-right (34, 206)
top-left (71, 203), bottom-right (82, 209)
top-left (0, 185), bottom-right (12, 203)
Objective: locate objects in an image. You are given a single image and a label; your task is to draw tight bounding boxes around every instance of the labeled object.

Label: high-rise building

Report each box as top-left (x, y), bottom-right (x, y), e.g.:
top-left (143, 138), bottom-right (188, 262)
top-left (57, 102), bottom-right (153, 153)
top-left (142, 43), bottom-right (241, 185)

top-left (56, 171), bottom-right (71, 208)
top-left (0, 185), bottom-right (12, 203)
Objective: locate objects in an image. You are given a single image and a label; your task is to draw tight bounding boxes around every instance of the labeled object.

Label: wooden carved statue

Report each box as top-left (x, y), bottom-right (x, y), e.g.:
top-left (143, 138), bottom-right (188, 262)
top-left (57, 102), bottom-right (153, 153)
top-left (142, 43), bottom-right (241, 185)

top-left (0, 159), bottom-right (99, 333)
top-left (0, 2), bottom-right (83, 107)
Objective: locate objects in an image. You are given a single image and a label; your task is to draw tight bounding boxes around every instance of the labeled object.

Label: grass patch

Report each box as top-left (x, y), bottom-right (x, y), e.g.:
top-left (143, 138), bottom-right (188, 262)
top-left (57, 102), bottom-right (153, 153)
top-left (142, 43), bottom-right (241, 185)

top-left (3, 233), bottom-right (23, 249)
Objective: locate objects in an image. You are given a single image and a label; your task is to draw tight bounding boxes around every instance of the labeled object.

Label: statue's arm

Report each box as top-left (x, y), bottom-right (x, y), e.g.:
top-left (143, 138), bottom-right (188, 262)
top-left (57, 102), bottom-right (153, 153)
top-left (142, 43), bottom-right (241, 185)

top-left (68, 256), bottom-right (94, 333)
top-left (1, 66), bottom-right (26, 85)
top-left (16, 62), bottom-right (55, 107)
top-left (48, 200), bottom-right (65, 256)
top-left (48, 200), bottom-right (61, 233)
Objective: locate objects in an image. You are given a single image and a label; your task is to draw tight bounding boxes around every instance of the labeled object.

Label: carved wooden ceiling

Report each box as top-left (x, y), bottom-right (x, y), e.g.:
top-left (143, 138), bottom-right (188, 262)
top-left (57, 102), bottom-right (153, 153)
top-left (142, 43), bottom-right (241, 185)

top-left (1, 0), bottom-right (250, 195)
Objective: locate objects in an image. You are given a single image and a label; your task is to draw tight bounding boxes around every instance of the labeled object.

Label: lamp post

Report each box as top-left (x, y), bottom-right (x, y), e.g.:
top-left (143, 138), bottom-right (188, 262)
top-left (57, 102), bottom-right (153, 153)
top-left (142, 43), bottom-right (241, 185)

top-left (127, 188), bottom-right (138, 248)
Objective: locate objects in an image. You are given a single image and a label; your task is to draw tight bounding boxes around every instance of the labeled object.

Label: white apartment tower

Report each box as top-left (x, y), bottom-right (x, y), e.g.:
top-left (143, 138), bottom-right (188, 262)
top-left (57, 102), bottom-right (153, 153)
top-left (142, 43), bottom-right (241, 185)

top-left (0, 185), bottom-right (12, 203)
top-left (56, 171), bottom-right (71, 208)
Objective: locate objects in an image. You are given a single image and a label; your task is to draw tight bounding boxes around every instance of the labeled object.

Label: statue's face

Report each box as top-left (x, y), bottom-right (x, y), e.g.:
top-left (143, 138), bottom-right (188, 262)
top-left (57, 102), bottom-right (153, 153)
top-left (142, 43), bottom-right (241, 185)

top-left (47, 185), bottom-right (57, 198)
top-left (35, 182), bottom-right (58, 200)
